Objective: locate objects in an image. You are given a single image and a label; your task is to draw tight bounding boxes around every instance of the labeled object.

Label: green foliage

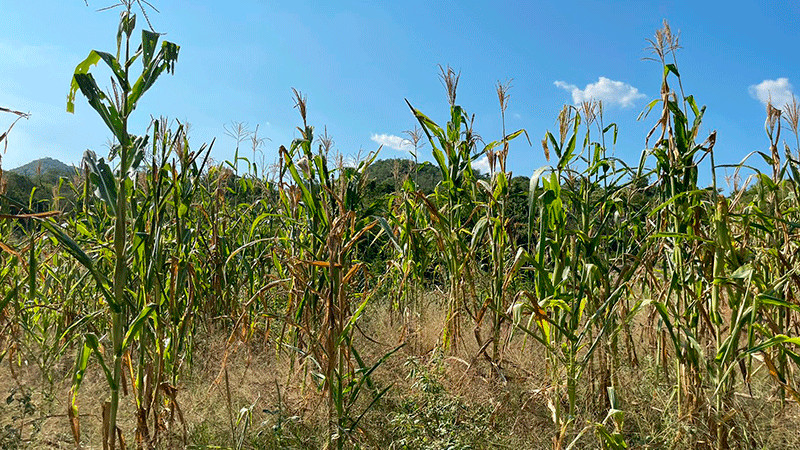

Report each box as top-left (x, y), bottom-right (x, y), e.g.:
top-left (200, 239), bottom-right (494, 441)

top-left (8, 158), bottom-right (75, 179)
top-left (404, 72), bottom-right (485, 351)
top-left (1, 387), bottom-right (39, 450)
top-left (364, 158), bottom-right (442, 197)
top-left (1, 160), bottom-right (78, 213)
top-left (386, 358), bottom-right (497, 450)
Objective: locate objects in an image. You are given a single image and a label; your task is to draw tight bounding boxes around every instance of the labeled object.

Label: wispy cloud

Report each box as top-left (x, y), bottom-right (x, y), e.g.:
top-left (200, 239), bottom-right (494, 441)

top-left (749, 78), bottom-right (795, 108)
top-left (472, 154), bottom-right (490, 174)
top-left (554, 77), bottom-right (645, 108)
top-left (370, 133), bottom-right (415, 155)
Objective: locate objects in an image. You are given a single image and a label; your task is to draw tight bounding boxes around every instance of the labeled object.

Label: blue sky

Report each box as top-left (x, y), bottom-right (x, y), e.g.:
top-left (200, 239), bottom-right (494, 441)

top-left (1, 1), bottom-right (798, 188)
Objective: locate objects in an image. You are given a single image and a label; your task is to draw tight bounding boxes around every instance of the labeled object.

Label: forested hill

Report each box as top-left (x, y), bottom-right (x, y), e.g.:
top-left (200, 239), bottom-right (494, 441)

top-left (9, 157), bottom-right (76, 179)
top-left (2, 157), bottom-right (77, 210)
top-left (363, 158), bottom-right (442, 195)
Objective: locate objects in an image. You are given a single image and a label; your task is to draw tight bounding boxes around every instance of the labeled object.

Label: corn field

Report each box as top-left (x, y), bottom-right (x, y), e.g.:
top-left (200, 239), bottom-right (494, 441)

top-left (2, 7), bottom-right (800, 450)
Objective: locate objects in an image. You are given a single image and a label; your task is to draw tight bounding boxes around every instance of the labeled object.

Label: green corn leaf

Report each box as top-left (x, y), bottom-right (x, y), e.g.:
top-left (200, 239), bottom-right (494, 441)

top-left (558, 134), bottom-right (578, 169)
top-left (664, 63), bottom-right (680, 78)
top-left (94, 51), bottom-right (129, 91)
top-left (493, 170), bottom-right (507, 200)
top-left (483, 140), bottom-right (500, 154)
top-left (730, 264), bottom-right (753, 279)
top-left (57, 310), bottom-right (104, 357)
top-left (504, 247), bottom-right (529, 290)
top-left (67, 51), bottom-right (101, 113)
top-left (650, 232), bottom-right (711, 243)
top-left (83, 151), bottom-right (117, 212)
top-left (128, 40), bottom-right (180, 112)
top-left (654, 301), bottom-right (681, 355)
top-left (603, 123), bottom-right (619, 145)
top-left (470, 216), bottom-right (489, 250)
top-left (747, 335), bottom-right (800, 354)
top-left (121, 303), bottom-right (157, 353)
top-left (374, 217), bottom-right (402, 253)
top-left (71, 340), bottom-right (92, 397)
top-left (84, 333), bottom-right (115, 389)
top-left (505, 128), bottom-right (530, 144)
top-left (431, 145), bottom-right (449, 181)
top-left (142, 29), bottom-right (160, 67)
top-left (34, 217), bottom-right (114, 308)
top-left (338, 297), bottom-right (370, 347)
top-left (757, 293), bottom-right (800, 313)
top-left (547, 132), bottom-right (561, 159)
top-left (477, 179), bottom-right (492, 195)
top-left (528, 166), bottom-right (550, 215)
top-left (405, 99), bottom-right (444, 143)
top-left (647, 189), bottom-right (704, 217)
top-left (72, 73), bottom-right (126, 142)
top-left (116, 11), bottom-right (135, 54)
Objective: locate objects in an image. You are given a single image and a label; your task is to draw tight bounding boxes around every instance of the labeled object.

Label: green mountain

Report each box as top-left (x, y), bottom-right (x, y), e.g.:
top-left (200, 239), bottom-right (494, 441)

top-left (9, 157), bottom-right (76, 179)
top-left (2, 158), bottom-right (78, 211)
top-left (364, 158), bottom-right (442, 195)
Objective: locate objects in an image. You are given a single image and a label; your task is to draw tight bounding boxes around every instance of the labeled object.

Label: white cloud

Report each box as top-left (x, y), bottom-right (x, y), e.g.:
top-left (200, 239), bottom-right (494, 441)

top-left (749, 78), bottom-right (795, 108)
top-left (370, 133), bottom-right (415, 155)
top-left (472, 154), bottom-right (490, 174)
top-left (554, 77), bottom-right (645, 108)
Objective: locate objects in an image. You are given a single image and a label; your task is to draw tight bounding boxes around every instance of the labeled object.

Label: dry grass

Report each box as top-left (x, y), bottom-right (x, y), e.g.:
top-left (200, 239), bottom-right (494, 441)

top-left (2, 294), bottom-right (800, 449)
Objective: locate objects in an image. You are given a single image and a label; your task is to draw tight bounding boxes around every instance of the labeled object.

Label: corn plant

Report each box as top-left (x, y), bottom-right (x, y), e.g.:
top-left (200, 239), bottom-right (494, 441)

top-left (383, 175), bottom-right (432, 336)
top-left (642, 40), bottom-right (762, 449)
top-left (406, 66), bottom-right (482, 351)
top-left (268, 90), bottom-right (396, 449)
top-left (470, 80), bottom-right (530, 367)
top-left (693, 105), bottom-right (800, 448)
top-left (713, 101), bottom-right (800, 413)
top-left (507, 101), bottom-right (648, 447)
top-left (122, 120), bottom-right (212, 447)
top-left (638, 22), bottom-right (731, 443)
top-left (52, 4), bottom-right (181, 447)
top-left (0, 108), bottom-right (30, 366)
top-left (633, 22), bottom-right (800, 448)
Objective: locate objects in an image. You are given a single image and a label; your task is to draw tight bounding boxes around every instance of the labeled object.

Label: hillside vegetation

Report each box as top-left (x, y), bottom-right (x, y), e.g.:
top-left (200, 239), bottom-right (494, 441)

top-left (1, 9), bottom-right (799, 450)
top-left (1, 158), bottom-right (78, 211)
top-left (9, 157), bottom-right (76, 179)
